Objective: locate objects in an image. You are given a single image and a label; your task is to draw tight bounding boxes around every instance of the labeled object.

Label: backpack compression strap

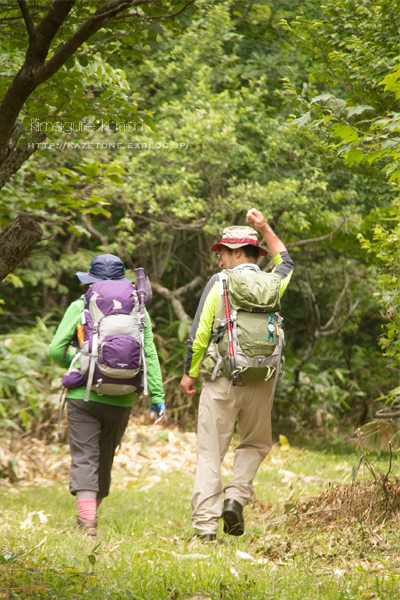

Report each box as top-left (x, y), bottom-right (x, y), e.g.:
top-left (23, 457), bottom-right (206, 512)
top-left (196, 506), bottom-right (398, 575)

top-left (84, 322), bottom-right (99, 402)
top-left (269, 324), bottom-right (283, 403)
top-left (140, 328), bottom-right (148, 396)
top-left (219, 272), bottom-right (239, 383)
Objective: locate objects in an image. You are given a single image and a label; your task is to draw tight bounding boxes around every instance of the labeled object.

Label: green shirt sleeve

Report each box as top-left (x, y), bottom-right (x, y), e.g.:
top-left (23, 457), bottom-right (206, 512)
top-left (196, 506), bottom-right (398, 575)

top-left (49, 299), bottom-right (83, 369)
top-left (144, 309), bottom-right (165, 403)
top-left (272, 251), bottom-right (294, 297)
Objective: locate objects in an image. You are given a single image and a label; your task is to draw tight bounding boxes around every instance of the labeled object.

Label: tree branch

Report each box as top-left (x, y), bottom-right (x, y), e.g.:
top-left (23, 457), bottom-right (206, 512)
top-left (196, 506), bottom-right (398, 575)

top-left (0, 129), bottom-right (46, 188)
top-left (315, 300), bottom-right (359, 337)
top-left (174, 275), bottom-right (203, 297)
top-left (7, 121), bottom-right (25, 154)
top-left (0, 1), bottom-right (75, 165)
top-left (0, 0), bottom-right (197, 182)
top-left (321, 271), bottom-right (349, 331)
top-left (152, 276), bottom-right (203, 323)
top-left (25, 0), bottom-right (76, 66)
top-left (17, 0), bottom-right (35, 38)
top-left (80, 215), bottom-right (109, 246)
top-left (0, 214), bottom-right (43, 281)
top-left (286, 218), bottom-right (345, 248)
top-left (0, 0), bottom-right (144, 167)
top-left (115, 0), bottom-right (195, 20)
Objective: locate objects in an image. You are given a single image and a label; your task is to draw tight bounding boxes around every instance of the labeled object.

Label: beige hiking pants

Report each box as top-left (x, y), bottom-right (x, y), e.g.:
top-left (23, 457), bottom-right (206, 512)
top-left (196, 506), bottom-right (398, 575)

top-left (191, 376), bottom-right (274, 535)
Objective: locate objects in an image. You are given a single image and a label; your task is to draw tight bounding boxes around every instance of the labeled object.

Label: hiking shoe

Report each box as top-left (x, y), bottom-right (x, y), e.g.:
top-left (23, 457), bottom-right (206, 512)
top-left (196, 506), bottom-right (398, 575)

top-left (222, 498), bottom-right (244, 536)
top-left (75, 516), bottom-right (97, 537)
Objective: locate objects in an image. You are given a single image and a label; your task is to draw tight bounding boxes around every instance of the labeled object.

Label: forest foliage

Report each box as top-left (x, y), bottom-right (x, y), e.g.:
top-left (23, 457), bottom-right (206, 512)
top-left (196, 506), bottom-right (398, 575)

top-left (0, 0), bottom-right (399, 440)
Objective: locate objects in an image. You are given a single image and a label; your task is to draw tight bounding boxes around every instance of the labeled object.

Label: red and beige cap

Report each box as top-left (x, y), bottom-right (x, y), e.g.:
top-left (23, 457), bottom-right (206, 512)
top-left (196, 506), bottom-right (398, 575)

top-left (210, 225), bottom-right (268, 257)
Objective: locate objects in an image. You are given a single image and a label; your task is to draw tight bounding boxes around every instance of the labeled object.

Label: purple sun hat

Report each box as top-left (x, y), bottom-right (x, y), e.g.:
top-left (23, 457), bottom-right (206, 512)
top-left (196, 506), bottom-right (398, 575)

top-left (76, 254), bottom-right (130, 284)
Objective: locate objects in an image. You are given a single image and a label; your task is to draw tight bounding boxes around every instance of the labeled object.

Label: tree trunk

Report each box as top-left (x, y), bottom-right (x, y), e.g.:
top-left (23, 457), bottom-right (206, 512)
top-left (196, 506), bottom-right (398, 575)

top-left (0, 214), bottom-right (43, 281)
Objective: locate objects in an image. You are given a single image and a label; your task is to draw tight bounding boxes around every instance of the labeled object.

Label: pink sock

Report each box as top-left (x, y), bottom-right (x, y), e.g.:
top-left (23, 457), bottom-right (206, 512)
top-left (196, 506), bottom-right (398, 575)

top-left (77, 499), bottom-right (96, 522)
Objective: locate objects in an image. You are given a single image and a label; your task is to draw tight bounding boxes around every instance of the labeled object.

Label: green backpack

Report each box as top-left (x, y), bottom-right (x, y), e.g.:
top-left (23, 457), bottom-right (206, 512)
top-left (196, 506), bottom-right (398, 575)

top-left (201, 269), bottom-right (285, 394)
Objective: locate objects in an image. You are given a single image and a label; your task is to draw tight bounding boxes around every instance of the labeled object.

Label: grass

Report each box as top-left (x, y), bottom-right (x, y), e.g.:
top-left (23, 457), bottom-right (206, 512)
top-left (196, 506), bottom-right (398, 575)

top-left (1, 443), bottom-right (400, 599)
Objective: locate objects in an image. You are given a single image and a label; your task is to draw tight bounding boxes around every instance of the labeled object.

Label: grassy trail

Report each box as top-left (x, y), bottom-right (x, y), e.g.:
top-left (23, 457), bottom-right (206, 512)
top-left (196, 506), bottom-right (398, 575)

top-left (0, 438), bottom-right (399, 599)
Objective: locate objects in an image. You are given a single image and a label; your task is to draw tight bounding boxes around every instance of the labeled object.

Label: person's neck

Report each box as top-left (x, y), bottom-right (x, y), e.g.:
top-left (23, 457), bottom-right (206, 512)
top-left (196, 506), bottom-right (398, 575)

top-left (231, 259), bottom-right (256, 268)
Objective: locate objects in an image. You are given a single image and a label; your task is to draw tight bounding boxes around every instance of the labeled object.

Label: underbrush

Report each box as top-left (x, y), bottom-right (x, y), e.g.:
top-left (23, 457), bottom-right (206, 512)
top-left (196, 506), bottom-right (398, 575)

top-left (0, 317), bottom-right (64, 437)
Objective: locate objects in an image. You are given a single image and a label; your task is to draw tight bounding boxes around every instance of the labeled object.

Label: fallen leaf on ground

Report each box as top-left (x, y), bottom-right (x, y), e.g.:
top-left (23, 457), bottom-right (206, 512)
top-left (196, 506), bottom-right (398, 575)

top-left (236, 550), bottom-right (254, 561)
top-left (172, 552), bottom-right (210, 560)
top-left (20, 511), bottom-right (48, 529)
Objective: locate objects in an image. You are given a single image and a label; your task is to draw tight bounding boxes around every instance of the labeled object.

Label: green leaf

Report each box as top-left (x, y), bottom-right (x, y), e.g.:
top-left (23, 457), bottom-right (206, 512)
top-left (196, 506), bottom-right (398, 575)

top-left (290, 111), bottom-right (311, 128)
top-left (1, 419), bottom-right (22, 432)
top-left (388, 170), bottom-right (400, 183)
top-left (146, 24), bottom-right (164, 35)
top-left (126, 591), bottom-right (145, 600)
top-left (345, 148), bottom-right (365, 165)
top-left (347, 105), bottom-right (374, 118)
top-left (310, 93), bottom-right (334, 105)
top-left (331, 124), bottom-right (359, 143)
top-left (140, 115), bottom-right (156, 131)
top-left (177, 321), bottom-right (188, 342)
top-left (65, 57), bottom-right (75, 69)
top-left (379, 65), bottom-right (400, 99)
top-left (334, 368), bottom-right (345, 383)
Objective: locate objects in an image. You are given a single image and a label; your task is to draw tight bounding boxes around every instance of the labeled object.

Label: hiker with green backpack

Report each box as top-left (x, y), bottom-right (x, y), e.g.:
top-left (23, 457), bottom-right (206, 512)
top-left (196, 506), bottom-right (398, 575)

top-left (180, 209), bottom-right (294, 542)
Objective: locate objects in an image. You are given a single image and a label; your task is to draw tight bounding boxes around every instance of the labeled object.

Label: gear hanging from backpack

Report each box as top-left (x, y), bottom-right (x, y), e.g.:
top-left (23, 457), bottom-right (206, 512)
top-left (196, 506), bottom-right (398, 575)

top-left (201, 267), bottom-right (285, 401)
top-left (62, 271), bottom-right (152, 401)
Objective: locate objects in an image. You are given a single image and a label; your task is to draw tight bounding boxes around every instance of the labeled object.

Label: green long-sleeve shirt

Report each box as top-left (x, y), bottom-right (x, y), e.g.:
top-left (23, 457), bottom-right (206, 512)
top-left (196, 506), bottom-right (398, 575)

top-left (49, 299), bottom-right (164, 407)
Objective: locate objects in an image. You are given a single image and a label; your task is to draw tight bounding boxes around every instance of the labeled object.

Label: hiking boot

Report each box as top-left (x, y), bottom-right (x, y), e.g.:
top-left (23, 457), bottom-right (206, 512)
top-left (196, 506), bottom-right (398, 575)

top-left (222, 499), bottom-right (244, 536)
top-left (75, 516), bottom-right (97, 537)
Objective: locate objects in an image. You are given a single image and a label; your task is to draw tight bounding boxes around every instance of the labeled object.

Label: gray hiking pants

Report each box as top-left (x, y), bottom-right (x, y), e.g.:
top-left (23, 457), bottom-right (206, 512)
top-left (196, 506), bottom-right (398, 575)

top-left (67, 398), bottom-right (131, 499)
top-left (191, 376), bottom-right (274, 535)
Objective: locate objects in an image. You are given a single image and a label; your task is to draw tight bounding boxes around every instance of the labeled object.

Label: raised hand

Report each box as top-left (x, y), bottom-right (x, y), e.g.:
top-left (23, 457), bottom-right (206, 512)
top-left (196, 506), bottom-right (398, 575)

top-left (246, 208), bottom-right (268, 233)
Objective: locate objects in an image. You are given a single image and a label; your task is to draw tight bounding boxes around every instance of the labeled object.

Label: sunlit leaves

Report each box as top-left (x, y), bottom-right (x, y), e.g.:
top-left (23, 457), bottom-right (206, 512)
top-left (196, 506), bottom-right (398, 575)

top-left (283, 0), bottom-right (400, 175)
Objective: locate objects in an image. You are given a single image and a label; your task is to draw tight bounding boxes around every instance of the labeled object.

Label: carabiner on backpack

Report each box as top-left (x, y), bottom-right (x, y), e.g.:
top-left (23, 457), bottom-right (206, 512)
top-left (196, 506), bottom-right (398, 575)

top-left (267, 314), bottom-right (275, 342)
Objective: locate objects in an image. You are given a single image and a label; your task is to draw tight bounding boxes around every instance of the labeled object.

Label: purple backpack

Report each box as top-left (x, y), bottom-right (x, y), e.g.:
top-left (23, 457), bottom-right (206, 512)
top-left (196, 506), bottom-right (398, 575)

top-left (62, 270), bottom-right (152, 400)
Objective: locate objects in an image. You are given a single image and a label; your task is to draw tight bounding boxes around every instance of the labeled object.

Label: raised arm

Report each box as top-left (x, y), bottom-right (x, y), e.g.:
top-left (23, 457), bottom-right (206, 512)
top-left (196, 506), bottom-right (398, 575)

top-left (246, 208), bottom-right (294, 296)
top-left (246, 208), bottom-right (287, 255)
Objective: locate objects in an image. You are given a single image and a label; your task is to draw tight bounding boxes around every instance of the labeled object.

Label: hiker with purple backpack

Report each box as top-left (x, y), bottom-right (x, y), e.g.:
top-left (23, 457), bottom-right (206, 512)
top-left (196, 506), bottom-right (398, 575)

top-left (49, 254), bottom-right (165, 536)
